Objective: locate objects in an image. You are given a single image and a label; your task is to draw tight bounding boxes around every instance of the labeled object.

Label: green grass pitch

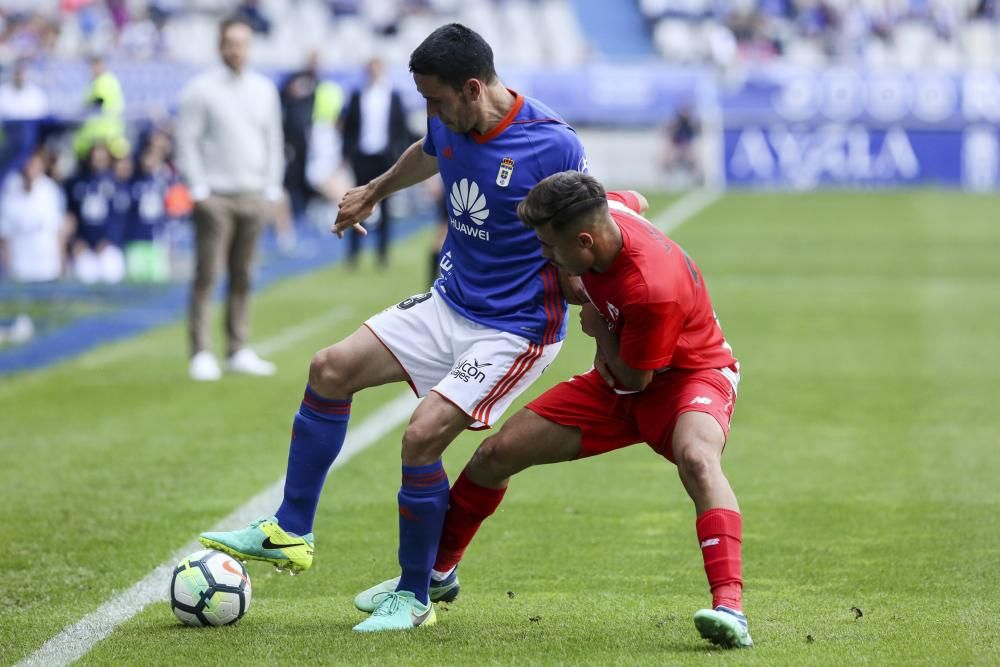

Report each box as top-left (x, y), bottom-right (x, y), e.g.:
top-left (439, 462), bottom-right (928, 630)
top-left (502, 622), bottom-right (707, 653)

top-left (2, 191), bottom-right (998, 665)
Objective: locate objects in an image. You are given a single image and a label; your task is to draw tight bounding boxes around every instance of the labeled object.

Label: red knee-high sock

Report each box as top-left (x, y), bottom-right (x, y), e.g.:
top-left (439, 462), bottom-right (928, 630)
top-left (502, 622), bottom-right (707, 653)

top-left (433, 470), bottom-right (507, 573)
top-left (696, 508), bottom-right (743, 611)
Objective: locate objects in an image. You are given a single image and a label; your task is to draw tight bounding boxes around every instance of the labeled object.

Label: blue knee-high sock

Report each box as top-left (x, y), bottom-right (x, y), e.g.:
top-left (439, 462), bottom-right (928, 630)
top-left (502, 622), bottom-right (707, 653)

top-left (273, 386), bottom-right (351, 536)
top-left (396, 461), bottom-right (450, 605)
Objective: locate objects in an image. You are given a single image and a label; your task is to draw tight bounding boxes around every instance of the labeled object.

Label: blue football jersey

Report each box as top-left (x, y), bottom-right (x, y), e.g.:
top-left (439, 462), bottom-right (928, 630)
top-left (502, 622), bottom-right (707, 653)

top-left (424, 92), bottom-right (587, 345)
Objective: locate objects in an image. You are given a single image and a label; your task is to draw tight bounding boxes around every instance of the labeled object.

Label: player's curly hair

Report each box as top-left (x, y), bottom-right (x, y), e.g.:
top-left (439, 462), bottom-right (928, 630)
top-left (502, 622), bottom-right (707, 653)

top-left (518, 171), bottom-right (607, 233)
top-left (409, 23), bottom-right (497, 91)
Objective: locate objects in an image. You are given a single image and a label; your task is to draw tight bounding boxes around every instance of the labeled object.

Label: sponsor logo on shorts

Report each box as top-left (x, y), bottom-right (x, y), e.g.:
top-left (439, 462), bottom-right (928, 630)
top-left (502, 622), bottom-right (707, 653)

top-left (690, 396), bottom-right (713, 405)
top-left (451, 358), bottom-right (492, 384)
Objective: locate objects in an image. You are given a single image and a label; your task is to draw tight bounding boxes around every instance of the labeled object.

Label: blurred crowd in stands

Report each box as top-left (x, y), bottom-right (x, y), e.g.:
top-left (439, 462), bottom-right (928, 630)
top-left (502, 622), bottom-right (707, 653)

top-left (3, 1), bottom-right (1000, 69)
top-left (0, 0), bottom-right (584, 69)
top-left (0, 49), bottom-right (183, 284)
top-left (642, 0), bottom-right (1000, 69)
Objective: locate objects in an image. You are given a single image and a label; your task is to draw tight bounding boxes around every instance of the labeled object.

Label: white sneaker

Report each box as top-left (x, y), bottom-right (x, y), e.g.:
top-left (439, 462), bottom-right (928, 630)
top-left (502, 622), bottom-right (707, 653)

top-left (189, 351), bottom-right (222, 381)
top-left (227, 348), bottom-right (276, 376)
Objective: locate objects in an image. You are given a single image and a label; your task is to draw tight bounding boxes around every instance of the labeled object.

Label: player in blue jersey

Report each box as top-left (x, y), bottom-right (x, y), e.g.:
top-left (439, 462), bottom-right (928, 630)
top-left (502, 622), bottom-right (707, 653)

top-left (199, 23), bottom-right (588, 632)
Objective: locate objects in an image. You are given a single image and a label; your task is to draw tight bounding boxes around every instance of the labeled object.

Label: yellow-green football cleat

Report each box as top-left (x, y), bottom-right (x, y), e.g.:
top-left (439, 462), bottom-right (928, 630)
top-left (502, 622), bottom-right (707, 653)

top-left (354, 567), bottom-right (460, 612)
top-left (353, 591), bottom-right (437, 633)
top-left (199, 517), bottom-right (314, 574)
top-left (693, 606), bottom-right (753, 648)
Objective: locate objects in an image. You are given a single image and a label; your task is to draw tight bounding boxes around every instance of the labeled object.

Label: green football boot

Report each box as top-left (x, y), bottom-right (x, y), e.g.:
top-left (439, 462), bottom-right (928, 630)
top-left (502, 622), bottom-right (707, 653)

top-left (199, 517), bottom-right (314, 574)
top-left (352, 591), bottom-right (437, 633)
top-left (693, 606), bottom-right (754, 648)
top-left (354, 567), bottom-right (460, 612)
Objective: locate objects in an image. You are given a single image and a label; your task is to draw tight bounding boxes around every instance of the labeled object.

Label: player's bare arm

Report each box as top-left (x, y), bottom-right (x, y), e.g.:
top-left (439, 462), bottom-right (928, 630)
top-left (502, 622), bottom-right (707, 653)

top-left (556, 268), bottom-right (587, 305)
top-left (593, 348), bottom-right (616, 387)
top-left (332, 139), bottom-right (439, 238)
top-left (579, 303), bottom-right (653, 391)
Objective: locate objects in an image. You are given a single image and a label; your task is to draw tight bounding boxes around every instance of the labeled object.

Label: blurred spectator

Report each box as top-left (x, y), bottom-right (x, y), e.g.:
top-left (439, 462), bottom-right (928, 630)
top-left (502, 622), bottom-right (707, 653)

top-left (975, 0), bottom-right (998, 19)
top-left (0, 148), bottom-right (70, 283)
top-left (0, 59), bottom-right (49, 177)
top-left (341, 57), bottom-right (411, 268)
top-left (280, 51), bottom-right (345, 221)
top-left (106, 0), bottom-right (129, 34)
top-left (0, 59), bottom-right (48, 121)
top-left (661, 104), bottom-right (702, 186)
top-left (176, 15), bottom-right (283, 381)
top-left (66, 142), bottom-right (126, 284)
top-left (0, 10), bottom-right (58, 60)
top-left (142, 124), bottom-right (176, 168)
top-left (109, 147), bottom-right (133, 260)
top-left (73, 54), bottom-right (125, 159)
top-left (125, 144), bottom-right (171, 282)
top-left (118, 7), bottom-right (168, 60)
top-left (305, 78), bottom-right (349, 206)
top-left (234, 0), bottom-right (271, 36)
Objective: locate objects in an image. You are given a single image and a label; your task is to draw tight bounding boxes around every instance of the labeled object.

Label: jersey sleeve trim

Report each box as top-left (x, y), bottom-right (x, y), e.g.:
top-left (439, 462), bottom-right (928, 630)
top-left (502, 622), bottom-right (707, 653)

top-left (607, 191), bottom-right (643, 213)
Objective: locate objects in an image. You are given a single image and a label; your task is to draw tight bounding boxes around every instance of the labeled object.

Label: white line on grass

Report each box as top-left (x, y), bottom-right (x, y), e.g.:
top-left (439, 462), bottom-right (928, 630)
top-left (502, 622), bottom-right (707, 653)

top-left (75, 305), bottom-right (355, 371)
top-left (18, 390), bottom-right (420, 667)
top-left (651, 189), bottom-right (722, 234)
top-left (254, 305), bottom-right (355, 357)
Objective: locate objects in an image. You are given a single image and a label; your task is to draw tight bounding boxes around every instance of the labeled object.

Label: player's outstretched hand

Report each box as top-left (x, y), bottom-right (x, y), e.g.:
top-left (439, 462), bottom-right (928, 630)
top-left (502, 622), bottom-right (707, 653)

top-left (332, 185), bottom-right (374, 238)
top-left (580, 303), bottom-right (606, 338)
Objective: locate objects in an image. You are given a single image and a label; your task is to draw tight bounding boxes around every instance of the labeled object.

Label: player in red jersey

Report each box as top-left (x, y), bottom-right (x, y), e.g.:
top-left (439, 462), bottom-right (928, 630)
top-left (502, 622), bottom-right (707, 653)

top-left (430, 171), bottom-right (751, 648)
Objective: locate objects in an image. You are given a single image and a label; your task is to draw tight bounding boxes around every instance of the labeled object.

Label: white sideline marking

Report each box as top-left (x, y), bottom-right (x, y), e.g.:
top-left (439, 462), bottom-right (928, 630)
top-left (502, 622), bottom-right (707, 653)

top-left (17, 390), bottom-right (419, 667)
top-left (254, 305), bottom-right (355, 356)
top-left (76, 305), bottom-right (355, 371)
top-left (650, 189), bottom-right (722, 234)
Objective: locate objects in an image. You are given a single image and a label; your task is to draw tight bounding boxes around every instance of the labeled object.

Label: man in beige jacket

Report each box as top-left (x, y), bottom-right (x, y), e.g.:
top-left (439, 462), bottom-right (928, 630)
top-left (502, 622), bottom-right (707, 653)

top-left (177, 15), bottom-right (284, 381)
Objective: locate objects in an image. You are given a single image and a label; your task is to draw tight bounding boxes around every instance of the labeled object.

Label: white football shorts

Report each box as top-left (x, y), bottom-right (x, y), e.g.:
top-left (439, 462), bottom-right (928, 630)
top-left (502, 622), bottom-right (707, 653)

top-left (365, 290), bottom-right (562, 429)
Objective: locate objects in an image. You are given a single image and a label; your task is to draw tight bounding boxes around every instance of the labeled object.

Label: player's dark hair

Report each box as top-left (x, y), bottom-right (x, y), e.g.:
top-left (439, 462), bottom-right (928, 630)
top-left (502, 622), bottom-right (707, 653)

top-left (518, 171), bottom-right (607, 233)
top-left (409, 23), bottom-right (497, 91)
top-left (219, 15), bottom-right (253, 37)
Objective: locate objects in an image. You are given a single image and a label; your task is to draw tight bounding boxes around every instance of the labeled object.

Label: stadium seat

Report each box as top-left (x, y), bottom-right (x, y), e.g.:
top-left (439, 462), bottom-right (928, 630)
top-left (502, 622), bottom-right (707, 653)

top-left (654, 19), bottom-right (701, 63)
top-left (959, 21), bottom-right (996, 69)
top-left (893, 21), bottom-right (935, 70)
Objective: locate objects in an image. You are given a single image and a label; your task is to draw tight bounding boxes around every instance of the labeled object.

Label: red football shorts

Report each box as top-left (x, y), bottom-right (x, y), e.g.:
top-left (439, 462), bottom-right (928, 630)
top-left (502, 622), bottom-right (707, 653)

top-left (526, 366), bottom-right (738, 462)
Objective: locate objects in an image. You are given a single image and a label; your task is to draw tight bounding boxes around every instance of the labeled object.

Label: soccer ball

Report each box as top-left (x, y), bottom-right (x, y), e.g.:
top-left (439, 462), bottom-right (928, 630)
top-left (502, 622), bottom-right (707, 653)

top-left (169, 549), bottom-right (252, 627)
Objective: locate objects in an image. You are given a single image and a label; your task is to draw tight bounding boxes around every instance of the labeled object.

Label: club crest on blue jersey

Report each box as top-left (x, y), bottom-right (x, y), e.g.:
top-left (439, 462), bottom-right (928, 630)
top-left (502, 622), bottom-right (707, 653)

top-left (496, 157), bottom-right (514, 187)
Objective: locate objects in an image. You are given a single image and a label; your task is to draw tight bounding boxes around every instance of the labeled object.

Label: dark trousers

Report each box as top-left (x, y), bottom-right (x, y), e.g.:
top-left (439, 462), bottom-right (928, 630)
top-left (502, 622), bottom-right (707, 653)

top-left (349, 152), bottom-right (395, 266)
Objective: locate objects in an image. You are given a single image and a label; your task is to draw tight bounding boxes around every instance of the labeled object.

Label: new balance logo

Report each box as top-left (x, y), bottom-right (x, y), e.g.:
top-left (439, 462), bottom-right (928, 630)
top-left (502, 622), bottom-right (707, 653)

top-left (690, 396), bottom-right (713, 405)
top-left (700, 538), bottom-right (720, 548)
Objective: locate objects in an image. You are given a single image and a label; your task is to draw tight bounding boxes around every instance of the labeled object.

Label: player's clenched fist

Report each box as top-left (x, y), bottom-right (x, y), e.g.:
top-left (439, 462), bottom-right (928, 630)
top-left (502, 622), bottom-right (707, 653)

top-left (332, 185), bottom-right (374, 238)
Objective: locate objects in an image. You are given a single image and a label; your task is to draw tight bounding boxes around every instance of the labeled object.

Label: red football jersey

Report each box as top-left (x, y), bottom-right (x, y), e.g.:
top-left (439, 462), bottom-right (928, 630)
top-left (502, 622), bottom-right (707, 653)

top-left (580, 191), bottom-right (737, 382)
